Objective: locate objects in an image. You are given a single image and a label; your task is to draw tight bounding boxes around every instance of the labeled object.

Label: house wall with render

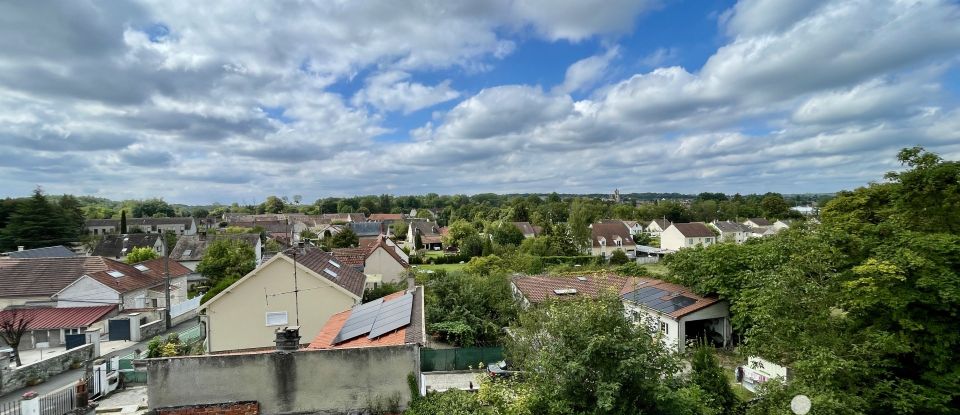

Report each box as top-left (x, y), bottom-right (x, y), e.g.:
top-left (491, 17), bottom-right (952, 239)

top-left (147, 345), bottom-right (419, 414)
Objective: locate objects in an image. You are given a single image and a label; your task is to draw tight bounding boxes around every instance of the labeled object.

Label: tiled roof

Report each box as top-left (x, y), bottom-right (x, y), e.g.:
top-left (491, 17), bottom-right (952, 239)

top-left (307, 286), bottom-right (424, 350)
top-left (591, 222), bottom-right (637, 248)
top-left (671, 223), bottom-right (716, 238)
top-left (368, 235), bottom-right (409, 268)
top-left (648, 219), bottom-right (671, 230)
top-left (368, 214), bottom-right (404, 221)
top-left (127, 217), bottom-right (195, 230)
top-left (410, 221), bottom-right (441, 237)
top-left (283, 247), bottom-right (366, 298)
top-left (85, 219), bottom-right (119, 227)
top-left (745, 218), bottom-right (772, 227)
top-left (332, 248), bottom-right (368, 268)
top-left (85, 259), bottom-right (186, 294)
top-left (134, 258), bottom-right (193, 279)
top-left (0, 256), bottom-right (113, 298)
top-left (3, 245), bottom-right (76, 259)
top-left (170, 233), bottom-right (261, 261)
top-left (621, 277), bottom-right (722, 319)
top-left (0, 305), bottom-right (117, 330)
top-left (91, 234), bottom-right (161, 259)
top-left (512, 273), bottom-right (630, 304)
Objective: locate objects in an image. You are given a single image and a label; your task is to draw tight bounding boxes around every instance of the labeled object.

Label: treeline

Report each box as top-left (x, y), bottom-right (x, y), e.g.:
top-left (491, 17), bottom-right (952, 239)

top-left (663, 147), bottom-right (960, 413)
top-left (0, 189), bottom-right (84, 251)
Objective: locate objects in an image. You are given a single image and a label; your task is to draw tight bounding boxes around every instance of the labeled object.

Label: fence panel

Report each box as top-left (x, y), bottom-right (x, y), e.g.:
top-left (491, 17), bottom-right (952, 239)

top-left (420, 347), bottom-right (503, 372)
top-left (0, 400), bottom-right (20, 415)
top-left (177, 324), bottom-right (203, 344)
top-left (170, 297), bottom-right (201, 318)
top-left (39, 388), bottom-right (75, 415)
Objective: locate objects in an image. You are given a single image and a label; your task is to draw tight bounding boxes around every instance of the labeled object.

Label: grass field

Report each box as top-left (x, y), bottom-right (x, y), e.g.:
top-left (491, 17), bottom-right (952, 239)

top-left (414, 263), bottom-right (467, 273)
top-left (644, 262), bottom-right (669, 276)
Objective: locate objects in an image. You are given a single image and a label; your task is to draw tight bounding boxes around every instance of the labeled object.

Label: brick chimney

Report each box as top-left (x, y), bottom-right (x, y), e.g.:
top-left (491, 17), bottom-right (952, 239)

top-left (274, 326), bottom-right (300, 352)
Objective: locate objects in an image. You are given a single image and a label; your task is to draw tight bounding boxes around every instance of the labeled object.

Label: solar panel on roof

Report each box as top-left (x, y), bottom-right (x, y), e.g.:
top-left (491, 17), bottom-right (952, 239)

top-left (332, 298), bottom-right (384, 344)
top-left (368, 293), bottom-right (413, 339)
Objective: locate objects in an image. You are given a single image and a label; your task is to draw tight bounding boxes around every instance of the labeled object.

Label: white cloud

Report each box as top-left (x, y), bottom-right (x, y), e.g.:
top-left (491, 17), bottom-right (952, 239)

top-left (353, 71), bottom-right (460, 114)
top-left (557, 47), bottom-right (619, 94)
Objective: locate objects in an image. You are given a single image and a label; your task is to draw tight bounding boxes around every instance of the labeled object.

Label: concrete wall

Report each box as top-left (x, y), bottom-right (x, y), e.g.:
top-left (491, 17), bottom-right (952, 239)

top-left (147, 345), bottom-right (418, 414)
top-left (0, 344), bottom-right (93, 394)
top-left (201, 257), bottom-right (359, 353)
top-left (0, 296), bottom-right (49, 310)
top-left (56, 276), bottom-right (120, 308)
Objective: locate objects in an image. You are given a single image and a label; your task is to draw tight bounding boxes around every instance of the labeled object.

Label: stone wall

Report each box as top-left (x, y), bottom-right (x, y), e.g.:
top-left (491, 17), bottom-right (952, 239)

top-left (156, 401), bottom-right (259, 415)
top-left (147, 345), bottom-right (418, 414)
top-left (140, 319), bottom-right (166, 341)
top-left (0, 344), bottom-right (94, 394)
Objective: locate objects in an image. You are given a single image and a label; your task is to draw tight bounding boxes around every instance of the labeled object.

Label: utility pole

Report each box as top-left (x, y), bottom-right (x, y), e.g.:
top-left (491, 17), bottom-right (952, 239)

top-left (163, 234), bottom-right (171, 330)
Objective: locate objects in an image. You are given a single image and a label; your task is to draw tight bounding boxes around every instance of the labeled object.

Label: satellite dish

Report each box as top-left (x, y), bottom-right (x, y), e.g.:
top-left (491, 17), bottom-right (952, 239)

top-left (791, 395), bottom-right (811, 415)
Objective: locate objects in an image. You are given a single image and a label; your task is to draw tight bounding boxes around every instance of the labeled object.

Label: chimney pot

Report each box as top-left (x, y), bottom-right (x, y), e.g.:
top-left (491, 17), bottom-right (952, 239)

top-left (275, 326), bottom-right (300, 352)
top-left (17, 246), bottom-right (24, 251)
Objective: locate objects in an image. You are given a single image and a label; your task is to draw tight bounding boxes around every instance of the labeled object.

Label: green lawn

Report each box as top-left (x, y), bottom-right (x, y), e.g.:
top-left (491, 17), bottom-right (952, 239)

top-left (415, 263), bottom-right (467, 273)
top-left (644, 262), bottom-right (669, 277)
top-left (422, 251), bottom-right (446, 259)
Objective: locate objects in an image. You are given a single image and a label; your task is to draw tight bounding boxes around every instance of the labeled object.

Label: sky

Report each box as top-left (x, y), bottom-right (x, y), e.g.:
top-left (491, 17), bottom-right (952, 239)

top-left (1, 0), bottom-right (959, 205)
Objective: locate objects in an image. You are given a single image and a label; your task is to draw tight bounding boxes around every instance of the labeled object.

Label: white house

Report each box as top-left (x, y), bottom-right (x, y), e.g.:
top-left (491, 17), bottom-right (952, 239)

top-left (742, 218), bottom-right (772, 228)
top-left (590, 222), bottom-right (637, 259)
top-left (362, 236), bottom-right (411, 288)
top-left (790, 206), bottom-right (817, 216)
top-left (645, 219), bottom-right (671, 236)
top-left (772, 219), bottom-right (794, 232)
top-left (660, 223), bottom-right (716, 251)
top-left (621, 277), bottom-right (731, 353)
top-left (710, 221), bottom-right (752, 244)
top-left (53, 258), bottom-right (191, 310)
top-left (737, 356), bottom-right (791, 393)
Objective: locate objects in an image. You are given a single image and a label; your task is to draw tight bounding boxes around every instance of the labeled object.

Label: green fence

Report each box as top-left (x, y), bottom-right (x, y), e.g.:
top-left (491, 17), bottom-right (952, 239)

top-left (178, 324), bottom-right (204, 344)
top-left (420, 347), bottom-right (504, 372)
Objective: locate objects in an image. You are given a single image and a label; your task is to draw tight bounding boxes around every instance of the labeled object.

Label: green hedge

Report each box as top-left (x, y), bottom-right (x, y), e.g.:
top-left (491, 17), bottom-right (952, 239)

top-left (538, 256), bottom-right (601, 266)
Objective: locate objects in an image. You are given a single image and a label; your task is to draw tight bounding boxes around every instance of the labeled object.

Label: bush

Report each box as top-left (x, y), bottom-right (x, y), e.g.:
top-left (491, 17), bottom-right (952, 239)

top-left (200, 276), bottom-right (240, 304)
top-left (609, 249), bottom-right (629, 265)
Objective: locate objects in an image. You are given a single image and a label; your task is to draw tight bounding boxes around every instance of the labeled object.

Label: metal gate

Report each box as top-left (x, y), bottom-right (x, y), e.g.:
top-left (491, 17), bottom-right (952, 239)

top-left (0, 399), bottom-right (21, 415)
top-left (64, 333), bottom-right (85, 350)
top-left (108, 318), bottom-right (130, 341)
top-left (39, 388), bottom-right (75, 415)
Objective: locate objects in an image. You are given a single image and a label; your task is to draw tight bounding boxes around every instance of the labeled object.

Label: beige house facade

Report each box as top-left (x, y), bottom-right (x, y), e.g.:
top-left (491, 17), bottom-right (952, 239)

top-left (660, 223), bottom-right (716, 251)
top-left (199, 248), bottom-right (364, 353)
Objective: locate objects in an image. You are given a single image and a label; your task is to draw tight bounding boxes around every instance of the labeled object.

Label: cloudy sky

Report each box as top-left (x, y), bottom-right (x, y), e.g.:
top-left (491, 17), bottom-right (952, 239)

top-left (2, 0), bottom-right (959, 204)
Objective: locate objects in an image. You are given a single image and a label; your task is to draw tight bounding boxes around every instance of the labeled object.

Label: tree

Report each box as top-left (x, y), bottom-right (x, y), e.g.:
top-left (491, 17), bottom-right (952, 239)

top-left (120, 210), bottom-right (127, 233)
top-left (126, 246), bottom-right (159, 263)
top-left (443, 219), bottom-right (478, 247)
top-left (759, 193), bottom-right (789, 218)
top-left (690, 344), bottom-right (740, 415)
top-left (487, 221), bottom-right (524, 247)
top-left (0, 309), bottom-right (33, 366)
top-left (328, 228), bottom-right (359, 248)
top-left (0, 187), bottom-right (77, 250)
top-left (132, 198), bottom-right (175, 218)
top-left (422, 269), bottom-right (518, 347)
top-left (261, 196), bottom-right (286, 214)
top-left (609, 249), bottom-right (629, 265)
top-left (414, 231), bottom-right (423, 251)
top-left (196, 238), bottom-right (257, 287)
top-left (506, 295), bottom-right (708, 414)
top-left (192, 208), bottom-right (210, 219)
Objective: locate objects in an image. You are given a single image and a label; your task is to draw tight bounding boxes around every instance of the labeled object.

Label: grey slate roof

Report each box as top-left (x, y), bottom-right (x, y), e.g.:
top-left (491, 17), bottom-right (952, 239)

top-left (3, 245), bottom-right (77, 259)
top-left (91, 234), bottom-right (161, 258)
top-left (712, 221), bottom-right (751, 233)
top-left (348, 221), bottom-right (384, 237)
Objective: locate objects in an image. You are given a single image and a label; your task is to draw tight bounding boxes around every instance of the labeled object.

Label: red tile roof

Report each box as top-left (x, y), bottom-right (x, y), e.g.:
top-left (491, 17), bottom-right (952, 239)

top-left (0, 256), bottom-right (113, 298)
top-left (368, 235), bottom-right (409, 268)
top-left (512, 273), bottom-right (630, 304)
top-left (332, 248), bottom-right (367, 268)
top-left (307, 286), bottom-right (424, 350)
top-left (0, 305), bottom-right (117, 330)
top-left (284, 247), bottom-right (366, 298)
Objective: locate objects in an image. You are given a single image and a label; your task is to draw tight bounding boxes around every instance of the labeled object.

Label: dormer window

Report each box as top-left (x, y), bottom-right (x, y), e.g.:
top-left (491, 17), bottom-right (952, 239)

top-left (598, 237), bottom-right (606, 246)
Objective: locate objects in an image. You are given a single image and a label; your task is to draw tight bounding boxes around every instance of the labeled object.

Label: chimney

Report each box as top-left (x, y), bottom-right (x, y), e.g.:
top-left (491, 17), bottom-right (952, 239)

top-left (17, 246), bottom-right (24, 251)
top-left (274, 326), bottom-right (300, 352)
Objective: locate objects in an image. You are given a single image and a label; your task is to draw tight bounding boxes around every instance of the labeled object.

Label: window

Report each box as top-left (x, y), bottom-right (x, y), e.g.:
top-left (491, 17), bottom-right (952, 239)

top-left (266, 311), bottom-right (288, 326)
top-left (151, 298), bottom-right (158, 308)
top-left (660, 321), bottom-right (669, 334)
top-left (687, 238), bottom-right (693, 245)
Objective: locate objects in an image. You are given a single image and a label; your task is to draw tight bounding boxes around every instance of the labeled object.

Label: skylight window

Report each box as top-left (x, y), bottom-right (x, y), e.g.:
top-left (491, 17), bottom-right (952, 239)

top-left (107, 270), bottom-right (125, 278)
top-left (329, 259), bottom-right (341, 268)
top-left (576, 276), bottom-right (587, 282)
top-left (183, 249), bottom-right (192, 256)
top-left (553, 288), bottom-right (577, 295)
top-left (324, 268), bottom-right (338, 278)
top-left (134, 264), bottom-right (149, 271)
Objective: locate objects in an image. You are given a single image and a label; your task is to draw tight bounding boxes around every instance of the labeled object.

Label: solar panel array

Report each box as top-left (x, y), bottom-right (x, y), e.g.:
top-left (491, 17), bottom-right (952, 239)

top-left (331, 292), bottom-right (414, 344)
top-left (623, 287), bottom-right (697, 314)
